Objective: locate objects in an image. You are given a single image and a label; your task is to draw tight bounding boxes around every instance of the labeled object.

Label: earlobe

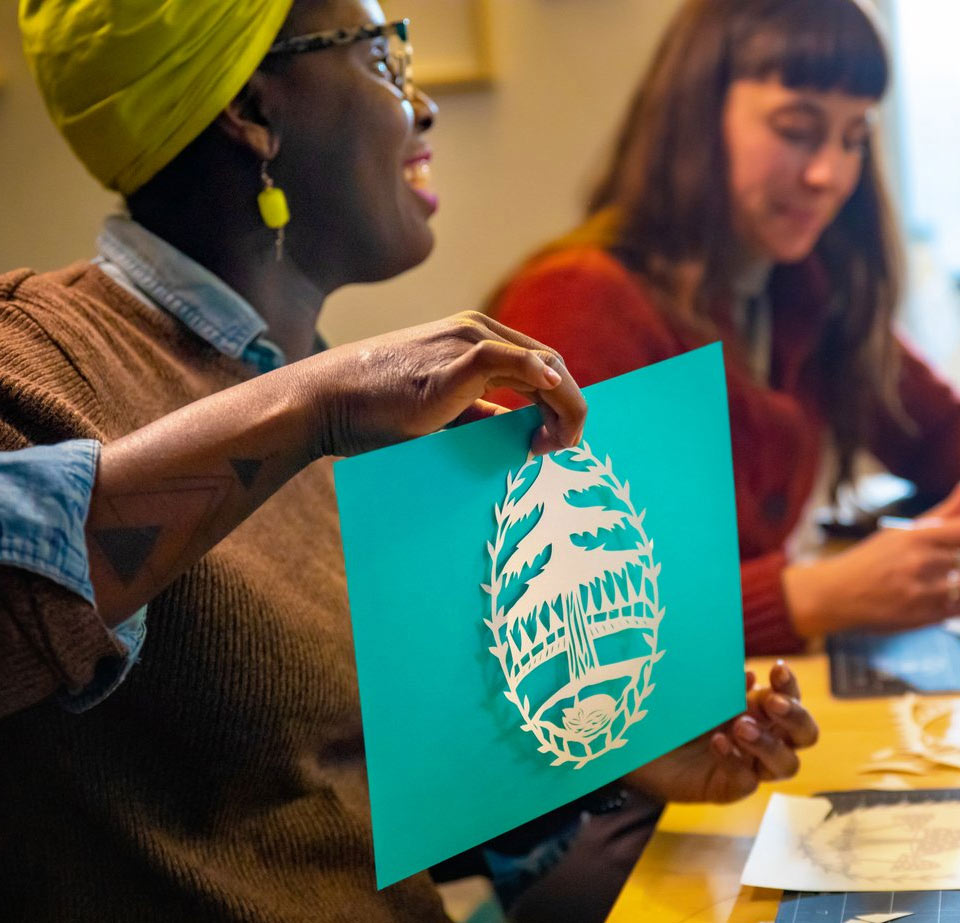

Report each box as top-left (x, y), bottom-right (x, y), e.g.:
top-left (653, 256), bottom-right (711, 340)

top-left (217, 73), bottom-right (282, 162)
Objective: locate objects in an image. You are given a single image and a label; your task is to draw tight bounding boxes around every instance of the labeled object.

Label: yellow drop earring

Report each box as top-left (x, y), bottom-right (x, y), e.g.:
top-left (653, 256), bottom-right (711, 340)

top-left (257, 161), bottom-right (290, 262)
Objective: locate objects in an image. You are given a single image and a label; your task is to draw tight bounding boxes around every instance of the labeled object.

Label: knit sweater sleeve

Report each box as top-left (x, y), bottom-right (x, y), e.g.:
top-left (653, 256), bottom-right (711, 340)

top-left (867, 336), bottom-right (960, 498)
top-left (0, 278), bottom-right (125, 718)
top-left (740, 551), bottom-right (805, 656)
top-left (487, 248), bottom-right (680, 406)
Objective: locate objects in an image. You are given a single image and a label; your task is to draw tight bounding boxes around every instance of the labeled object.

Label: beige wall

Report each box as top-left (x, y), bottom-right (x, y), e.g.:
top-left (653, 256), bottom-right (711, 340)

top-left (321, 0), bottom-right (684, 344)
top-left (0, 0), bottom-right (682, 345)
top-left (0, 1), bottom-right (121, 270)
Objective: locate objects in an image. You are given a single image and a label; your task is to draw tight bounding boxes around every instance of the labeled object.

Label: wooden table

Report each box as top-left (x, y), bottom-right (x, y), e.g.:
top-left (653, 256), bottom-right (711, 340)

top-left (605, 653), bottom-right (960, 923)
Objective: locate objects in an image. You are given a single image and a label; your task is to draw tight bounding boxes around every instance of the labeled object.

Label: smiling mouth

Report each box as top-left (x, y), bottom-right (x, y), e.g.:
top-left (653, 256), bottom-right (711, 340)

top-left (403, 157), bottom-right (438, 212)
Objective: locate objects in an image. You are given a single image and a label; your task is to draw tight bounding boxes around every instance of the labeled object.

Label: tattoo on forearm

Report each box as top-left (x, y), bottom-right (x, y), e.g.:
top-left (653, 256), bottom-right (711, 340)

top-left (228, 457), bottom-right (264, 490)
top-left (92, 525), bottom-right (162, 583)
top-left (91, 473), bottom-right (238, 584)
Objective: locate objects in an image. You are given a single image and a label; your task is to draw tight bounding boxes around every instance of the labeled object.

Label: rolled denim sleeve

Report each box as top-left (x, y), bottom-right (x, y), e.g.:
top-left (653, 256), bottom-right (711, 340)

top-left (57, 604), bottom-right (147, 713)
top-left (0, 439), bottom-right (100, 603)
top-left (0, 440), bottom-right (146, 711)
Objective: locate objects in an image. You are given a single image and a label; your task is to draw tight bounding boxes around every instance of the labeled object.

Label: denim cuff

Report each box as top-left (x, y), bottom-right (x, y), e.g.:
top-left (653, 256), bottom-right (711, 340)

top-left (58, 606), bottom-right (147, 713)
top-left (0, 438), bottom-right (101, 604)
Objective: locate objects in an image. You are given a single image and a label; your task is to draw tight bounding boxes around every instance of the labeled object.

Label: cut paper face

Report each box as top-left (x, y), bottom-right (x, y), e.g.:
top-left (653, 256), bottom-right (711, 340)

top-left (485, 444), bottom-right (665, 769)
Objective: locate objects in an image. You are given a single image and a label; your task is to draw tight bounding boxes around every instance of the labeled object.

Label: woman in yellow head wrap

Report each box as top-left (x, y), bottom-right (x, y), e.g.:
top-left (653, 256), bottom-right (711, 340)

top-left (0, 1), bottom-right (814, 920)
top-left (20, 0), bottom-right (296, 196)
top-left (3, 3), bottom-right (588, 920)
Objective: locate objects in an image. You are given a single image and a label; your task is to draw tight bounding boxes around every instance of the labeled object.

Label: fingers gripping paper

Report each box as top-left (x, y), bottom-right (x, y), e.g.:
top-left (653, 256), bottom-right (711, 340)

top-left (335, 344), bottom-right (745, 887)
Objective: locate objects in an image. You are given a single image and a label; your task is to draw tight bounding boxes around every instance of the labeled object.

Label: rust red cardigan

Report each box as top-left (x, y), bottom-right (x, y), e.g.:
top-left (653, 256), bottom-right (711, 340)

top-left (488, 246), bottom-right (960, 655)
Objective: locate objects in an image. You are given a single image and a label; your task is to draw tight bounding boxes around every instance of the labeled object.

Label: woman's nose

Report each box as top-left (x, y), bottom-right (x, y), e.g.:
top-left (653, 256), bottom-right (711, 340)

top-left (803, 142), bottom-right (859, 193)
top-left (412, 88), bottom-right (438, 133)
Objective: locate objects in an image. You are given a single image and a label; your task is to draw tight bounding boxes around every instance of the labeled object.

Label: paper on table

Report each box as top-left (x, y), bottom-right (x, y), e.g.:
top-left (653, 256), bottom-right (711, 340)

top-left (742, 793), bottom-right (960, 891)
top-left (845, 914), bottom-right (913, 923)
top-left (866, 694), bottom-right (960, 775)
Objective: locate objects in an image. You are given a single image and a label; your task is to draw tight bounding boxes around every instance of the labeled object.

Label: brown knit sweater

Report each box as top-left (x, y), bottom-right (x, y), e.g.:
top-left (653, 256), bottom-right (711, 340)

top-left (0, 264), bottom-right (450, 922)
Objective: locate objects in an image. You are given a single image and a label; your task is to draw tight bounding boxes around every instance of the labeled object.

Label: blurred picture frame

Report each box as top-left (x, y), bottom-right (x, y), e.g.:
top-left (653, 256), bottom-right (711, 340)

top-left (385, 0), bottom-right (493, 91)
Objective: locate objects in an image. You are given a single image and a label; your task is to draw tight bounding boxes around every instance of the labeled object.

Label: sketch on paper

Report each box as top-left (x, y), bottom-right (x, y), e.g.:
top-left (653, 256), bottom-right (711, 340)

top-left (484, 443), bottom-right (665, 769)
top-left (744, 791), bottom-right (960, 892)
top-left (801, 803), bottom-right (960, 885)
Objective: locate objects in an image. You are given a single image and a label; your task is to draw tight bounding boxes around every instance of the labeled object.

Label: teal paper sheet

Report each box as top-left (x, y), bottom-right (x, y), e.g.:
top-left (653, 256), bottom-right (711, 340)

top-left (334, 343), bottom-right (745, 888)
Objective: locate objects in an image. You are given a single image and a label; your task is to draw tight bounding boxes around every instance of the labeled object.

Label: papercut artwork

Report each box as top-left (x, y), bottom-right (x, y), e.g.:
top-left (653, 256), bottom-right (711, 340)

top-left (485, 444), bottom-right (664, 769)
top-left (860, 694), bottom-right (960, 775)
top-left (336, 343), bottom-right (745, 887)
top-left (743, 793), bottom-right (960, 891)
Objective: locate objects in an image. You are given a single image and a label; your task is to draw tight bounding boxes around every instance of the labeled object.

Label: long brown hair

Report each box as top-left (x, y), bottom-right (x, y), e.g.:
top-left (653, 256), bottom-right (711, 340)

top-left (553, 0), bottom-right (904, 489)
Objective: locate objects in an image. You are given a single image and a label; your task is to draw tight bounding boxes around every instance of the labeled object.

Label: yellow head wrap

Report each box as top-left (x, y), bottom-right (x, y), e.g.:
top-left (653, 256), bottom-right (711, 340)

top-left (19, 0), bottom-right (295, 195)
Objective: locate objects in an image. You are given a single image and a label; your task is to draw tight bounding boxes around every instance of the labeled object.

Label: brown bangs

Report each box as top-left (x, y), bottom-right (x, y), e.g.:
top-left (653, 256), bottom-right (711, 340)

top-left (731, 0), bottom-right (888, 98)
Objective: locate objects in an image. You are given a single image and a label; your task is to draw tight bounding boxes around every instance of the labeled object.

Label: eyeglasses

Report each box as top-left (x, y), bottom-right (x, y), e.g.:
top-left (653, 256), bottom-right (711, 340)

top-left (266, 19), bottom-right (415, 100)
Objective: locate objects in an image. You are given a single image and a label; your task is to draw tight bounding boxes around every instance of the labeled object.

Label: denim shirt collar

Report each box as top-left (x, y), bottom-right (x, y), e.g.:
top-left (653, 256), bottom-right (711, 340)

top-left (95, 215), bottom-right (286, 373)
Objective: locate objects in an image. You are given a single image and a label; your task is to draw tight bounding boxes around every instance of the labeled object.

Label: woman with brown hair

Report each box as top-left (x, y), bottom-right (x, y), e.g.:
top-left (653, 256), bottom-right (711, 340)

top-left (490, 0), bottom-right (960, 655)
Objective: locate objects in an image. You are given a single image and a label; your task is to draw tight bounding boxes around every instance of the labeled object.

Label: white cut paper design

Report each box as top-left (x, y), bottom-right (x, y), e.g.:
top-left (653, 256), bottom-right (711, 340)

top-left (743, 793), bottom-right (960, 891)
top-left (484, 444), bottom-right (664, 769)
top-left (861, 695), bottom-right (960, 775)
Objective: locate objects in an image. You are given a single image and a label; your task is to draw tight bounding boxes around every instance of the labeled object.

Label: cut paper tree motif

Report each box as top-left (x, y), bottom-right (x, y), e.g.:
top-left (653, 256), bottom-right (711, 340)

top-left (484, 443), bottom-right (665, 769)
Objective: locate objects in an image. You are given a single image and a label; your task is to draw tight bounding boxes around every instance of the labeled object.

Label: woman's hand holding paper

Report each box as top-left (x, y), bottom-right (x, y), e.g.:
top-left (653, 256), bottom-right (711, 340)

top-left (625, 662), bottom-right (818, 804)
top-left (306, 311), bottom-right (586, 458)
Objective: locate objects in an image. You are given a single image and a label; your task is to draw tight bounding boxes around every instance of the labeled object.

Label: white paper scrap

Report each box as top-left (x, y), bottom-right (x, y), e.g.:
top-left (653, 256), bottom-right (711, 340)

top-left (845, 914), bottom-right (913, 923)
top-left (741, 793), bottom-right (960, 891)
